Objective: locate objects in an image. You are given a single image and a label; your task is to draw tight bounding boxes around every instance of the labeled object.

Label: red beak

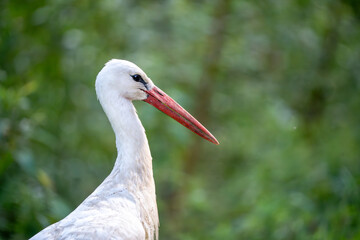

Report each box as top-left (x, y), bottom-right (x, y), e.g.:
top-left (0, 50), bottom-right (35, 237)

top-left (143, 86), bottom-right (219, 145)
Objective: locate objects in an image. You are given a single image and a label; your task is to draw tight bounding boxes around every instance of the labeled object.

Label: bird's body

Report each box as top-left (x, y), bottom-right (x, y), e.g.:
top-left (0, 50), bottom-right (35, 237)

top-left (31, 60), bottom-right (218, 240)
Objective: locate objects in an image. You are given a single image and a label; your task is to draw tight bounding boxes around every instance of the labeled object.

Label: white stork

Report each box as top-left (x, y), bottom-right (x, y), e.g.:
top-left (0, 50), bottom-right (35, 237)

top-left (31, 59), bottom-right (218, 240)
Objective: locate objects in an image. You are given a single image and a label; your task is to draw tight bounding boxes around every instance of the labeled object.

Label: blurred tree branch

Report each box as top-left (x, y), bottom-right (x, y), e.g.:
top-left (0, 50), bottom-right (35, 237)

top-left (166, 0), bottom-right (231, 231)
top-left (301, 2), bottom-right (341, 138)
top-left (185, 0), bottom-right (231, 173)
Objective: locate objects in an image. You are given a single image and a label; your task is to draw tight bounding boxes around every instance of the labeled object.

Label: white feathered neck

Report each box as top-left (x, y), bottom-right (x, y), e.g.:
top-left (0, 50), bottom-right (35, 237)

top-left (97, 85), bottom-right (159, 239)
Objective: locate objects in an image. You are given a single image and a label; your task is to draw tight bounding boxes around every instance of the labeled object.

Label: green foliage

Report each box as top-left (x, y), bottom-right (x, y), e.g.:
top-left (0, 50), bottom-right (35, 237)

top-left (1, 0), bottom-right (360, 239)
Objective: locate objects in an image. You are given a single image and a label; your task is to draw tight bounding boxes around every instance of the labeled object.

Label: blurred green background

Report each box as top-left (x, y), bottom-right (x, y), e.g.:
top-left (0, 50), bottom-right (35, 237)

top-left (1, 0), bottom-right (360, 239)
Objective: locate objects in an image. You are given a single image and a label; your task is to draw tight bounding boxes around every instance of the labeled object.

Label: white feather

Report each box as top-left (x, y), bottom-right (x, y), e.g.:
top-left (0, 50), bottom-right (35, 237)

top-left (31, 60), bottom-right (159, 240)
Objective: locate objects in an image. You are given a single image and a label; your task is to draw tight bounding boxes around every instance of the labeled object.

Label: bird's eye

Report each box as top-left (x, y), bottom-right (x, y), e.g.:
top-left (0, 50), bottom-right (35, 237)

top-left (131, 74), bottom-right (143, 82)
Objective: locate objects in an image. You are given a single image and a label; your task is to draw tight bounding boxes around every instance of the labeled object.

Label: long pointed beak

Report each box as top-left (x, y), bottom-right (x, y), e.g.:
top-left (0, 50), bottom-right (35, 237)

top-left (143, 86), bottom-right (219, 145)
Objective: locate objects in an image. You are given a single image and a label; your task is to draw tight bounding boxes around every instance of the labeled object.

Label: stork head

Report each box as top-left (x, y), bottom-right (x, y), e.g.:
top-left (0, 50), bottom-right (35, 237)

top-left (96, 59), bottom-right (153, 101)
top-left (96, 59), bottom-right (219, 145)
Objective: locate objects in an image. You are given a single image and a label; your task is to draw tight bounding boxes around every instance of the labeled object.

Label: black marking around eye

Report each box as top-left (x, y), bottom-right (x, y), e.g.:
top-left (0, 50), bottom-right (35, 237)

top-left (131, 74), bottom-right (147, 87)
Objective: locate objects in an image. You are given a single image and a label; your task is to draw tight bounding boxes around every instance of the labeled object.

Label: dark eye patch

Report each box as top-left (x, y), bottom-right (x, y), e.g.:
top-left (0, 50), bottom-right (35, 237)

top-left (131, 74), bottom-right (143, 82)
top-left (130, 74), bottom-right (148, 89)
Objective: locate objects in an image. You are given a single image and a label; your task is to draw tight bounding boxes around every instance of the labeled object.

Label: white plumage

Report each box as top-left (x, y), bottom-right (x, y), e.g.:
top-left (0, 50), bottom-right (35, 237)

top-left (31, 59), bottom-right (218, 240)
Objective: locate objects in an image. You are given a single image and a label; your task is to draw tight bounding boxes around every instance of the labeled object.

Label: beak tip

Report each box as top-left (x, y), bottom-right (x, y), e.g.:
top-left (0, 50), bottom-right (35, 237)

top-left (208, 135), bottom-right (219, 145)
